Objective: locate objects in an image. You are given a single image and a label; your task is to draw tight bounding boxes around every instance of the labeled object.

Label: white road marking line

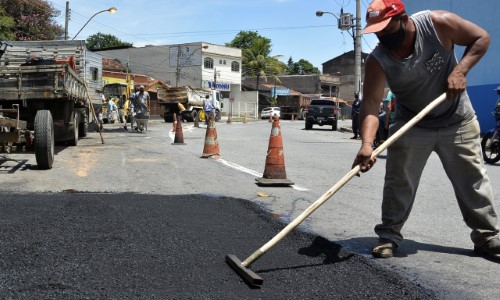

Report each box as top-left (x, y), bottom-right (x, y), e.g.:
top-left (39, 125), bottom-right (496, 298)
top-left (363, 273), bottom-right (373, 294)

top-left (217, 158), bottom-right (309, 191)
top-left (169, 124), bottom-right (194, 141)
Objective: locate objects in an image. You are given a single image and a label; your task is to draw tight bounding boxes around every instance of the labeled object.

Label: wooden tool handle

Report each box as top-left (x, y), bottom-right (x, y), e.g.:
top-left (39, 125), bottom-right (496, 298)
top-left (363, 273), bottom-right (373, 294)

top-left (241, 93), bottom-right (447, 267)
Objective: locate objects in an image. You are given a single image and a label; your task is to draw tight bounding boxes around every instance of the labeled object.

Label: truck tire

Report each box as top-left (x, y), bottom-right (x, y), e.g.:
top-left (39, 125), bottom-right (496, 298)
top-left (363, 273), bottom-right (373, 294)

top-left (190, 110), bottom-right (198, 122)
top-left (34, 110), bottom-right (55, 169)
top-left (164, 115), bottom-right (174, 123)
top-left (299, 108), bottom-right (305, 120)
top-left (79, 117), bottom-right (88, 138)
top-left (68, 113), bottom-right (79, 146)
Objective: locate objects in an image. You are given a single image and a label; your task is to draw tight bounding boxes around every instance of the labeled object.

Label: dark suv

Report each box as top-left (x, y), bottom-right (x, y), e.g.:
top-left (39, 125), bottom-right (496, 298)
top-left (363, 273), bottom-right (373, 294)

top-left (305, 99), bottom-right (338, 130)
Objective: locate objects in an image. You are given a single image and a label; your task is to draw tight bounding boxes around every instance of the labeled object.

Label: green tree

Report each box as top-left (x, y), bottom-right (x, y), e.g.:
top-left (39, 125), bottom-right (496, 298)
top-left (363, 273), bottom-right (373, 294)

top-left (228, 31), bottom-right (282, 88)
top-left (0, 6), bottom-right (15, 41)
top-left (287, 57), bottom-right (294, 72)
top-left (226, 31), bottom-right (271, 53)
top-left (287, 57), bottom-right (320, 75)
top-left (243, 39), bottom-right (285, 104)
top-left (86, 32), bottom-right (132, 50)
top-left (1, 0), bottom-right (64, 40)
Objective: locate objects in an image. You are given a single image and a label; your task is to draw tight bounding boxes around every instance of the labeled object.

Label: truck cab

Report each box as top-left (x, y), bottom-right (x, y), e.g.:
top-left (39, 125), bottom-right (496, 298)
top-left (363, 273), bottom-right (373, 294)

top-left (206, 89), bottom-right (223, 122)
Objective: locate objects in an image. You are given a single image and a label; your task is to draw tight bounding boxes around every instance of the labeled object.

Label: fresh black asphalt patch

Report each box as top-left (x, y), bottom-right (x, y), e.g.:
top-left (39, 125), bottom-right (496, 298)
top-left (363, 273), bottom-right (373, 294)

top-left (0, 193), bottom-right (436, 299)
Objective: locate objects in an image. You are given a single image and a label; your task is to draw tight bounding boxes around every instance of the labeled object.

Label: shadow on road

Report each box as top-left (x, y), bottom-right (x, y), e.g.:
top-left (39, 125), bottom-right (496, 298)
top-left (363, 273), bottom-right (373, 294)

top-left (337, 236), bottom-right (500, 263)
top-left (256, 236), bottom-right (355, 274)
top-left (0, 157), bottom-right (32, 173)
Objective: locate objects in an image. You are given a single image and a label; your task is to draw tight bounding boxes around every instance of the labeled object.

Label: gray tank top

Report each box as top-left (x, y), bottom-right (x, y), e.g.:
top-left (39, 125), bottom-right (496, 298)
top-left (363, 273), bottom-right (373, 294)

top-left (370, 10), bottom-right (475, 128)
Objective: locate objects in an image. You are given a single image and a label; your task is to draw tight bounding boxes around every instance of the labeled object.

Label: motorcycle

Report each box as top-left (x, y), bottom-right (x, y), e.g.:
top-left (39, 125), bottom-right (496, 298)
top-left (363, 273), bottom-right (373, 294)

top-left (481, 107), bottom-right (500, 164)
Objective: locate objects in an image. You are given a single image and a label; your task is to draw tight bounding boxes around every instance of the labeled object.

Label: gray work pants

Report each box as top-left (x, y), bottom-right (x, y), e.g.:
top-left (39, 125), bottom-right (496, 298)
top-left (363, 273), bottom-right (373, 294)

top-left (375, 117), bottom-right (499, 245)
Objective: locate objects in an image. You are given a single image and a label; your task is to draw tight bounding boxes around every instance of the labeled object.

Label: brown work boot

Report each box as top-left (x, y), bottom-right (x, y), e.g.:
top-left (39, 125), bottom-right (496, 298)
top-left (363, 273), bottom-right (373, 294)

top-left (474, 236), bottom-right (500, 256)
top-left (372, 240), bottom-right (397, 258)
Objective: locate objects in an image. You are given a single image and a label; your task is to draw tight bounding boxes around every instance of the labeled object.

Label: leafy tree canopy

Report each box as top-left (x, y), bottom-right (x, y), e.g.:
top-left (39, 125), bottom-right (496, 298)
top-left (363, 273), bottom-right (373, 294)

top-left (0, 6), bottom-right (15, 41)
top-left (1, 0), bottom-right (64, 40)
top-left (228, 31), bottom-right (320, 77)
top-left (86, 32), bottom-right (132, 50)
top-left (226, 31), bottom-right (271, 53)
top-left (242, 38), bottom-right (285, 105)
top-left (286, 57), bottom-right (320, 75)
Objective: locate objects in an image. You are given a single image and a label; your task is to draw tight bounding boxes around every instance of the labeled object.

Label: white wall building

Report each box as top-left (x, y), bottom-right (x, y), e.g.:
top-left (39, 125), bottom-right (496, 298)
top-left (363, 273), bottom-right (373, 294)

top-left (97, 42), bottom-right (241, 89)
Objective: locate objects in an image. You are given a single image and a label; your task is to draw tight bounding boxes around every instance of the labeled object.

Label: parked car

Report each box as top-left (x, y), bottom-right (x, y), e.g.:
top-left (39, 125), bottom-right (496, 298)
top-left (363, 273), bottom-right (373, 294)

top-left (261, 107), bottom-right (281, 119)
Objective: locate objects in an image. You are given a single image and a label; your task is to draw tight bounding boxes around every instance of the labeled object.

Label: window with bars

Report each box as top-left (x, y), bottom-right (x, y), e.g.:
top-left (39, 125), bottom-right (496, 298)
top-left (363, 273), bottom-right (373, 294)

top-left (204, 57), bottom-right (214, 69)
top-left (231, 61), bottom-right (240, 72)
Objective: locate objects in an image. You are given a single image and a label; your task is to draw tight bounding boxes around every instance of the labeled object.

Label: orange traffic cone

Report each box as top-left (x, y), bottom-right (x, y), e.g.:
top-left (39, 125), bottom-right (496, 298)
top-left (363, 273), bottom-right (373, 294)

top-left (201, 114), bottom-right (220, 158)
top-left (172, 113), bottom-right (177, 132)
top-left (256, 115), bottom-right (294, 186)
top-left (172, 115), bottom-right (186, 145)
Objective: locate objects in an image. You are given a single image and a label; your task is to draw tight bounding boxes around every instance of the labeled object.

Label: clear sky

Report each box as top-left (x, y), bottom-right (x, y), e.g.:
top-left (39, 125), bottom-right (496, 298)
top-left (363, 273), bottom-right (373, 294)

top-left (49, 0), bottom-right (379, 71)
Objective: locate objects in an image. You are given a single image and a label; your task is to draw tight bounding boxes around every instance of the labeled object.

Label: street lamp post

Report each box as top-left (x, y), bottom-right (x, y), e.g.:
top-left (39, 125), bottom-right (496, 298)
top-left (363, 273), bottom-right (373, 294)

top-left (64, 1), bottom-right (69, 40)
top-left (317, 0), bottom-right (362, 98)
top-left (72, 7), bottom-right (117, 40)
top-left (175, 44), bottom-right (208, 87)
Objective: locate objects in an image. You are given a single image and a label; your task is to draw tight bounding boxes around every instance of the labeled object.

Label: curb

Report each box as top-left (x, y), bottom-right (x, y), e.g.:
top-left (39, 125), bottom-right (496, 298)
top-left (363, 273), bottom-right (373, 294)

top-left (339, 127), bottom-right (353, 133)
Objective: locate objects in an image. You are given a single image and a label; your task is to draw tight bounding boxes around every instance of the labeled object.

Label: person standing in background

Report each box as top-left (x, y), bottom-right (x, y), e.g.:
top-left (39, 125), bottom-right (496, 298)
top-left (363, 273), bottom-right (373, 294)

top-left (351, 92), bottom-right (362, 139)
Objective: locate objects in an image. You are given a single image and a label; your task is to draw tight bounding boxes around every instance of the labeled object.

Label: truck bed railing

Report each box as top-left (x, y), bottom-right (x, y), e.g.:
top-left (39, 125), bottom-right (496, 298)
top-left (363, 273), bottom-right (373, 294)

top-left (0, 64), bottom-right (87, 103)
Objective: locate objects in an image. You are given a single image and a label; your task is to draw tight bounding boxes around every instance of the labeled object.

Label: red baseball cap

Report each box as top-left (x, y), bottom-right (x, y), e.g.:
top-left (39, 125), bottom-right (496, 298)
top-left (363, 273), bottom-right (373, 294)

top-left (362, 0), bottom-right (405, 34)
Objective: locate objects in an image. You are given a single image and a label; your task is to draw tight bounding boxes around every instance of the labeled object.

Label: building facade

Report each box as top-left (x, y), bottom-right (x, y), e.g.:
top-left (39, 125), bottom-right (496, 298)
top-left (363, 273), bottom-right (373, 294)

top-left (96, 43), bottom-right (259, 118)
top-left (96, 42), bottom-right (242, 93)
top-left (322, 50), bottom-right (369, 103)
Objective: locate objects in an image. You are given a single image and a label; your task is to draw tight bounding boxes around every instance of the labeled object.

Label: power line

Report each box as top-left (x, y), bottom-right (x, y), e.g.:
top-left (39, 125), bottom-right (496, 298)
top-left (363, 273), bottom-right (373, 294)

top-left (14, 1), bottom-right (362, 81)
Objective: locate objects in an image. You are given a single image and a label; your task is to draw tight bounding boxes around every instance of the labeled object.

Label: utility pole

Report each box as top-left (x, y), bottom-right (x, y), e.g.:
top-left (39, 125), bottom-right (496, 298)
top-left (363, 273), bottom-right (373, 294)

top-left (354, 0), bottom-right (362, 97)
top-left (64, 1), bottom-right (70, 40)
top-left (213, 67), bottom-right (219, 89)
top-left (175, 44), bottom-right (181, 87)
top-left (316, 0), bottom-right (362, 99)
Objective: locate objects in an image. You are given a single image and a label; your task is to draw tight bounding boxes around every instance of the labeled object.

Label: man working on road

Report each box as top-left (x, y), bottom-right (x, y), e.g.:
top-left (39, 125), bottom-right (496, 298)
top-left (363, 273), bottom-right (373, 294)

top-left (203, 94), bottom-right (215, 125)
top-left (353, 0), bottom-right (500, 258)
top-left (135, 85), bottom-right (150, 117)
top-left (131, 85), bottom-right (150, 130)
top-left (106, 98), bottom-right (118, 123)
top-left (126, 90), bottom-right (136, 131)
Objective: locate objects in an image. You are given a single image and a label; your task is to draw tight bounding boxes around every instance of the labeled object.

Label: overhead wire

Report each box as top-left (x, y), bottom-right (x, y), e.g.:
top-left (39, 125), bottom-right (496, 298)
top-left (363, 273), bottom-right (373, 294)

top-left (18, 1), bottom-right (365, 82)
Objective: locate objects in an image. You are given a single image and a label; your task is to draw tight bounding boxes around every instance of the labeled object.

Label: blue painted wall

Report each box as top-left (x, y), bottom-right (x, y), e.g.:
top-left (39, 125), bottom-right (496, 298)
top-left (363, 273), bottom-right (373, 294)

top-left (404, 1), bottom-right (500, 133)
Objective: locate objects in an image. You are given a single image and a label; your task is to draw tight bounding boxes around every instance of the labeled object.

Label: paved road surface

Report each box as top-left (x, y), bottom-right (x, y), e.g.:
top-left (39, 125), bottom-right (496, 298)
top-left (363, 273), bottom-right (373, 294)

top-left (1, 117), bottom-right (499, 299)
top-left (0, 193), bottom-right (434, 299)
